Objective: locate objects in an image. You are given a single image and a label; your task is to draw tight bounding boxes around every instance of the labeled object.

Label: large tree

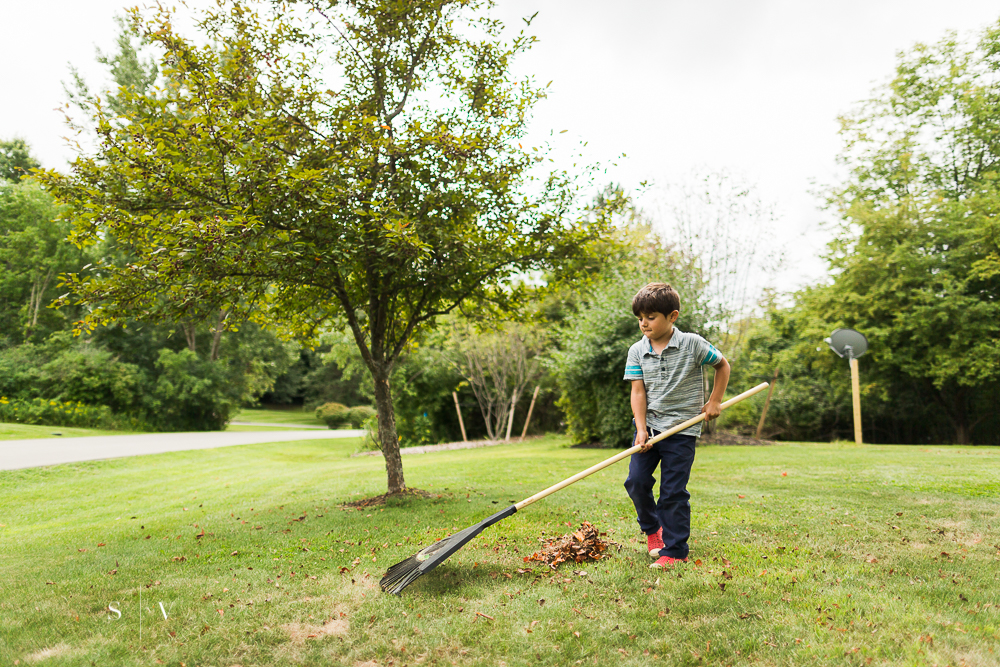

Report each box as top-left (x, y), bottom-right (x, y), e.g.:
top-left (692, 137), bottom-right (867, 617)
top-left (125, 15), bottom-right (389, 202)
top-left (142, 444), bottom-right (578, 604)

top-left (0, 139), bottom-right (40, 183)
top-left (820, 20), bottom-right (1000, 444)
top-left (41, 0), bottom-right (611, 492)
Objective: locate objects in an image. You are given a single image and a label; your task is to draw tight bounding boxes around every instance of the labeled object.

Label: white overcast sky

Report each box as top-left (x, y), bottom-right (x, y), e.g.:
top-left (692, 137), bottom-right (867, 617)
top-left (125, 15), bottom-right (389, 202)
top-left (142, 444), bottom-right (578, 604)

top-left (3, 0), bottom-right (999, 290)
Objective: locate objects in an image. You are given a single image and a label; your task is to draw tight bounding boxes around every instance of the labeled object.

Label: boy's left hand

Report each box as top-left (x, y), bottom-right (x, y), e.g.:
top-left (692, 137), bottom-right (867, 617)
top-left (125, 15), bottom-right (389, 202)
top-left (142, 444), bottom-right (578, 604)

top-left (701, 399), bottom-right (722, 421)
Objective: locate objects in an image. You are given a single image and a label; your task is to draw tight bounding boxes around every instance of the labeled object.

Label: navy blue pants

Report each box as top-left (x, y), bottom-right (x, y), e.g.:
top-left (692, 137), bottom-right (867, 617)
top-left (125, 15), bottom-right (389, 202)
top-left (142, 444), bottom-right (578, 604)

top-left (623, 425), bottom-right (697, 559)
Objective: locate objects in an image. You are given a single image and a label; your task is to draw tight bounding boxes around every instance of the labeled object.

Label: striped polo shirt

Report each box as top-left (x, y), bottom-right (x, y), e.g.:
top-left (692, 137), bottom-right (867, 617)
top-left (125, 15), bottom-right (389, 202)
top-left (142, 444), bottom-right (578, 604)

top-left (623, 328), bottom-right (723, 437)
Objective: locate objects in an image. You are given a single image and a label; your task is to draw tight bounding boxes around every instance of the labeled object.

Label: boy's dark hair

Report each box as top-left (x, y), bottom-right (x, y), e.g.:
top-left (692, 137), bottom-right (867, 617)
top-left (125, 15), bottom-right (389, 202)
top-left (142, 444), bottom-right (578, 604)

top-left (631, 283), bottom-right (680, 317)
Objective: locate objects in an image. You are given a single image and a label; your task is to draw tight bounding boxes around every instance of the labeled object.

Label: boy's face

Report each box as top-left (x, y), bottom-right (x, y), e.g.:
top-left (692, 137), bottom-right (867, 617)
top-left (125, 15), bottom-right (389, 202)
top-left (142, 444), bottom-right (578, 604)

top-left (637, 310), bottom-right (679, 341)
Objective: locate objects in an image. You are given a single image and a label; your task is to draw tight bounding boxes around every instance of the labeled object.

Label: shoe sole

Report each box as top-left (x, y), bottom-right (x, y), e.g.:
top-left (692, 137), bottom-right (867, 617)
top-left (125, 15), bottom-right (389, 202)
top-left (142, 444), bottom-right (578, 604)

top-left (649, 559), bottom-right (688, 569)
top-left (648, 548), bottom-right (662, 558)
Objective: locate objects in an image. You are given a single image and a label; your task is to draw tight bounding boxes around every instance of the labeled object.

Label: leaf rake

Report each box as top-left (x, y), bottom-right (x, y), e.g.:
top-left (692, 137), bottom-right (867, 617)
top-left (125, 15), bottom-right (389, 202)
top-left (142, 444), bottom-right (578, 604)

top-left (380, 382), bottom-right (770, 595)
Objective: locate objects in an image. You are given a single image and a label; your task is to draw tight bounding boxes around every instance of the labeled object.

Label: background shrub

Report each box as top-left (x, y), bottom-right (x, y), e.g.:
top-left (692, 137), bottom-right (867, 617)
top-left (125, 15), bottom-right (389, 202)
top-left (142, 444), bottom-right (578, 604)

top-left (316, 402), bottom-right (350, 428)
top-left (0, 397), bottom-right (148, 430)
top-left (345, 406), bottom-right (376, 429)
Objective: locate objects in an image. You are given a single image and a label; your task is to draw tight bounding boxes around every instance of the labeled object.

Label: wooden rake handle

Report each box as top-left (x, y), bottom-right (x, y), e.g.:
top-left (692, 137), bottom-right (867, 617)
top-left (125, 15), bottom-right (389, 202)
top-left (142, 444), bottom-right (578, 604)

top-left (513, 382), bottom-right (770, 511)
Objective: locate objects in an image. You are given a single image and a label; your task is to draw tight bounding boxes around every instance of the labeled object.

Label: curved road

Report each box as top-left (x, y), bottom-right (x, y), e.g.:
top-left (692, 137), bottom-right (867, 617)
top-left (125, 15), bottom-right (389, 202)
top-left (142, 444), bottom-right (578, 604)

top-left (0, 429), bottom-right (364, 471)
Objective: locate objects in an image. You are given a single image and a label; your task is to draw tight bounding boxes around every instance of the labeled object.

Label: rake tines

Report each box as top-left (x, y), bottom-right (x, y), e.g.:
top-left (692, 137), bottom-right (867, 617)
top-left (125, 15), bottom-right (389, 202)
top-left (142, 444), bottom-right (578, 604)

top-left (380, 555), bottom-right (423, 595)
top-left (379, 505), bottom-right (517, 595)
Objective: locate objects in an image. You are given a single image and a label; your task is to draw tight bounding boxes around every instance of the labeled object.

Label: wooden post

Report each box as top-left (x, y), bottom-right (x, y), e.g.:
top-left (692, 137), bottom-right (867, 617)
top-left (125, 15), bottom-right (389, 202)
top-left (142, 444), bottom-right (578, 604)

top-left (452, 391), bottom-right (467, 442)
top-left (755, 368), bottom-right (779, 439)
top-left (850, 357), bottom-right (862, 444)
top-left (504, 391), bottom-right (518, 441)
top-left (520, 385), bottom-right (541, 440)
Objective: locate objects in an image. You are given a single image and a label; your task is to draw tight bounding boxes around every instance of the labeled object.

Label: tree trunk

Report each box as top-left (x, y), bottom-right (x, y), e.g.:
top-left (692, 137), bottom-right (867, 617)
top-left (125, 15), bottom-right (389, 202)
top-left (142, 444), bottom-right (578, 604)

top-left (182, 322), bottom-right (197, 352)
top-left (209, 309), bottom-right (227, 361)
top-left (371, 364), bottom-right (406, 494)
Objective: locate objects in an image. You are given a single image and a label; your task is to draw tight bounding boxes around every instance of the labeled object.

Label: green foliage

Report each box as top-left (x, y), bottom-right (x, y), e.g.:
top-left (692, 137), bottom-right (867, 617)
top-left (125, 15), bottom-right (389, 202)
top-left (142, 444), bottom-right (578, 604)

top-left (0, 138), bottom-right (40, 182)
top-left (0, 397), bottom-right (146, 430)
top-left (0, 336), bottom-right (147, 413)
top-left (0, 177), bottom-right (87, 344)
top-left (145, 349), bottom-right (237, 431)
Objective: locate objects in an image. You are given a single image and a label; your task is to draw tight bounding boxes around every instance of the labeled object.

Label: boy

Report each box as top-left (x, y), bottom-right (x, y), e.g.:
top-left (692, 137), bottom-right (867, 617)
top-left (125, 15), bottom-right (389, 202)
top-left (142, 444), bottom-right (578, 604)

top-left (622, 283), bottom-right (730, 568)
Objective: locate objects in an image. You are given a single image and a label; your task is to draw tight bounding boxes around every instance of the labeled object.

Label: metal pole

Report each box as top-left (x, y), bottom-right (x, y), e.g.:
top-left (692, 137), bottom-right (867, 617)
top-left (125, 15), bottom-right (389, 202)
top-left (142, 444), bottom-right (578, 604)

top-left (452, 391), bottom-right (467, 442)
top-left (520, 385), bottom-right (541, 440)
top-left (850, 357), bottom-right (862, 444)
top-left (755, 368), bottom-right (779, 439)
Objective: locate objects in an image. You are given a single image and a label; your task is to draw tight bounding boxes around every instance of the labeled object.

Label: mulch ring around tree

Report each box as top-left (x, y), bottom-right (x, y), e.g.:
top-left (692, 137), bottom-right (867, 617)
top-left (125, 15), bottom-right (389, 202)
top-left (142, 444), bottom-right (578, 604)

top-left (340, 487), bottom-right (436, 508)
top-left (523, 521), bottom-right (620, 569)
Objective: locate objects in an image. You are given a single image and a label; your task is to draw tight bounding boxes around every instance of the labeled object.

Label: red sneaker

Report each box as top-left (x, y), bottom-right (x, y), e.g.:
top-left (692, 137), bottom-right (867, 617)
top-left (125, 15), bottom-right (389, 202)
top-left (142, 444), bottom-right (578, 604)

top-left (646, 527), bottom-right (664, 557)
top-left (650, 555), bottom-right (688, 569)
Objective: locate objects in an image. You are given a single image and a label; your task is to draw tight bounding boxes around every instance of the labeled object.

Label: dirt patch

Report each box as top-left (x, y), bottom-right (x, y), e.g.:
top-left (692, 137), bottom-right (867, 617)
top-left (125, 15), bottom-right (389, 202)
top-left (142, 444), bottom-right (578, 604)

top-left (354, 661), bottom-right (379, 667)
top-left (282, 618), bottom-right (350, 643)
top-left (524, 522), bottom-right (619, 569)
top-left (25, 643), bottom-right (74, 662)
top-left (341, 487), bottom-right (434, 508)
top-left (698, 431), bottom-right (774, 447)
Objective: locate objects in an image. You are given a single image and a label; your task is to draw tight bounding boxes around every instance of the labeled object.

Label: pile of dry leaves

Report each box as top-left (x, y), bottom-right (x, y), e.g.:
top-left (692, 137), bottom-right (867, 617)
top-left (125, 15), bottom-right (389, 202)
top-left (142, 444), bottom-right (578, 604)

top-left (523, 522), bottom-right (619, 569)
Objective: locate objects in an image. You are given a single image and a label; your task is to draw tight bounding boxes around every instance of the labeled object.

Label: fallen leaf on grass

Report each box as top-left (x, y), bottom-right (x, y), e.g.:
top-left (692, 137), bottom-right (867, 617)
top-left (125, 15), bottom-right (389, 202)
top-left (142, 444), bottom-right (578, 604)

top-left (195, 529), bottom-right (205, 539)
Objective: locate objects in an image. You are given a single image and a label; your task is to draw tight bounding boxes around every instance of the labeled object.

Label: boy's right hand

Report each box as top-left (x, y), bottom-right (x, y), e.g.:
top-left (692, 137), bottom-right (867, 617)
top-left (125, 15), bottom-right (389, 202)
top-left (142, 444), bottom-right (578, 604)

top-left (635, 429), bottom-right (652, 452)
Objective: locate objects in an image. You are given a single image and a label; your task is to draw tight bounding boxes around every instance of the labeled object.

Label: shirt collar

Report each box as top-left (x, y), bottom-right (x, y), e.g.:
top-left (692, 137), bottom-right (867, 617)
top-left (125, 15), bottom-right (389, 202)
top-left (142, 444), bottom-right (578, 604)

top-left (644, 328), bottom-right (683, 354)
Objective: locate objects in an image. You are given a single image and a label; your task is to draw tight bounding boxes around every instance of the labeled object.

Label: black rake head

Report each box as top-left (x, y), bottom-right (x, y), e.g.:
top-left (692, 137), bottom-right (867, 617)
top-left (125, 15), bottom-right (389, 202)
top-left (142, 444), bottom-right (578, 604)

top-left (380, 504), bottom-right (517, 595)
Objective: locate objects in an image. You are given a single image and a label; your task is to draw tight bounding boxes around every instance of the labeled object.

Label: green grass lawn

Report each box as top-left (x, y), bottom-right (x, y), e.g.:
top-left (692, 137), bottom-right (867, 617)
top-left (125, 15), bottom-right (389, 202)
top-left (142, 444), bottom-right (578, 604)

top-left (232, 408), bottom-right (327, 427)
top-left (0, 423), bottom-right (139, 440)
top-left (2, 436), bottom-right (998, 666)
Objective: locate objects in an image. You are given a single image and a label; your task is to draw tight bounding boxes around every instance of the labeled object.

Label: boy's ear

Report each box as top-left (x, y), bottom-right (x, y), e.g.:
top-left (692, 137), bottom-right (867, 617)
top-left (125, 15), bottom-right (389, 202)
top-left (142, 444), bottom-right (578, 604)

top-left (668, 310), bottom-right (679, 323)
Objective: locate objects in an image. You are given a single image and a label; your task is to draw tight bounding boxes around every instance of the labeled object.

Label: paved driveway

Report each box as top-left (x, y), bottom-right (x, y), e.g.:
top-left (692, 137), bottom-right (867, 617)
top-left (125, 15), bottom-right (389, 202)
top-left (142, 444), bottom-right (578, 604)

top-left (0, 429), bottom-right (364, 471)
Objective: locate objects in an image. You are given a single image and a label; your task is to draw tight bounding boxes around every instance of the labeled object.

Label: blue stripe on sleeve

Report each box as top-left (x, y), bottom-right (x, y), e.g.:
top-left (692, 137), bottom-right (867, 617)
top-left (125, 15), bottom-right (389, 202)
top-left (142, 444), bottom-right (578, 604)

top-left (702, 345), bottom-right (721, 366)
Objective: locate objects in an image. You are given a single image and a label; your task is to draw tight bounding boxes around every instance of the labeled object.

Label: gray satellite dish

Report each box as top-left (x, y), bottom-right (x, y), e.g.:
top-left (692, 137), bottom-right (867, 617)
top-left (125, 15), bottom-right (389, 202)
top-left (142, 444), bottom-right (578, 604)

top-left (824, 328), bottom-right (868, 360)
